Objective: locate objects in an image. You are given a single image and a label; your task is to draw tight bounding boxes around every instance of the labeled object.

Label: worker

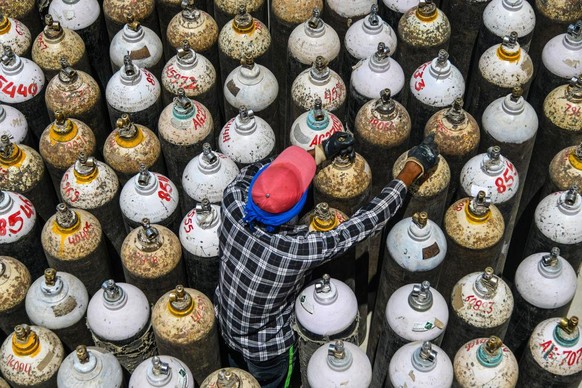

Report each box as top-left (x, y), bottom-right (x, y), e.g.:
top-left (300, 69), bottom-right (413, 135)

top-left (215, 132), bottom-right (439, 387)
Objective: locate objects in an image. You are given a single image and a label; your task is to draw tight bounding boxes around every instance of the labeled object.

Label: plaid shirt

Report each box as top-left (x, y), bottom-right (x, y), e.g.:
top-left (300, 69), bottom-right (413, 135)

top-left (215, 160), bottom-right (408, 362)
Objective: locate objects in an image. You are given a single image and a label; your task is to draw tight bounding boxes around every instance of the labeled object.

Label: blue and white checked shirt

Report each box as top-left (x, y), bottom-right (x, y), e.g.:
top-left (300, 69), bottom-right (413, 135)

top-left (215, 160), bottom-right (408, 361)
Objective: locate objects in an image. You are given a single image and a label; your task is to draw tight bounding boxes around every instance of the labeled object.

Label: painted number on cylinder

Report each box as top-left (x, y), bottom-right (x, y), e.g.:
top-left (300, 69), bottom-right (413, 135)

top-left (62, 172), bottom-right (80, 203)
top-left (183, 209), bottom-right (196, 233)
top-left (157, 175), bottom-right (172, 201)
top-left (565, 103), bottom-right (581, 116)
top-left (324, 82), bottom-right (345, 105)
top-left (0, 76), bottom-right (38, 99)
top-left (308, 116), bottom-right (343, 147)
top-left (0, 195), bottom-right (34, 236)
top-left (413, 63), bottom-right (429, 92)
top-left (464, 294), bottom-right (494, 314)
top-left (495, 161), bottom-right (516, 194)
top-left (143, 69), bottom-right (157, 86)
top-left (539, 340), bottom-right (582, 366)
top-left (164, 65), bottom-right (197, 90)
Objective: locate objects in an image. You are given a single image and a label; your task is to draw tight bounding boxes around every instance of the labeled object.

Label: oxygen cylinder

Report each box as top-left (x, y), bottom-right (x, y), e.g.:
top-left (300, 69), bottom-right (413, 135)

top-left (389, 341), bottom-right (454, 388)
top-left (368, 212), bottom-right (447, 363)
top-left (371, 281), bottom-right (449, 388)
top-left (392, 152), bottom-right (451, 223)
top-left (48, 0), bottom-right (112, 91)
top-left (110, 18), bottom-right (163, 81)
top-left (0, 191), bottom-right (46, 280)
top-left (217, 6), bottom-right (271, 99)
top-left (201, 368), bottom-right (260, 387)
top-left (0, 324), bottom-right (64, 388)
top-left (214, 0), bottom-right (265, 30)
top-left (438, 191), bottom-right (505, 300)
top-left (41, 203), bottom-right (111, 295)
top-left (218, 107), bottom-right (275, 167)
top-left (223, 56), bottom-right (278, 133)
top-left (39, 112), bottom-right (96, 189)
top-left (129, 355), bottom-right (195, 388)
top-left (25, 269), bottom-right (92, 351)
top-left (0, 256), bottom-right (30, 336)
top-left (295, 275), bottom-right (359, 388)
top-left (453, 336), bottom-right (519, 387)
top-left (0, 14), bottom-right (31, 58)
top-left (0, 104), bottom-right (28, 145)
top-left (545, 143), bottom-right (582, 196)
top-left (290, 99), bottom-right (345, 152)
top-left (152, 285), bottom-right (220, 385)
top-left (308, 340), bottom-right (372, 388)
top-left (32, 15), bottom-right (91, 82)
top-left (60, 153), bottom-right (127, 255)
top-left (466, 32), bottom-right (534, 124)
top-left (519, 316), bottom-right (582, 387)
top-left (106, 56), bottom-right (162, 133)
top-left (523, 187), bottom-right (582, 271)
top-left (87, 280), bottom-right (157, 373)
top-left (0, 45), bottom-right (48, 140)
top-left (121, 219), bottom-right (185, 304)
top-left (103, 114), bottom-right (165, 185)
top-left (157, 0), bottom-right (207, 49)
top-left (57, 345), bottom-right (124, 388)
top-left (158, 90), bottom-right (214, 201)
top-left (343, 5), bottom-right (398, 86)
top-left (120, 167), bottom-right (180, 234)
top-left (45, 60), bottom-right (109, 152)
top-left (354, 89), bottom-right (411, 197)
top-left (380, 0), bottom-right (418, 29)
top-left (181, 143), bottom-right (239, 212)
top-left (323, 0), bottom-right (375, 45)
top-left (505, 248), bottom-right (577, 358)
top-left (410, 52), bottom-right (466, 146)
top-left (0, 135), bottom-right (58, 222)
top-left (102, 0), bottom-right (159, 41)
top-left (440, 267), bottom-right (514, 359)
top-left (0, 0), bottom-right (42, 39)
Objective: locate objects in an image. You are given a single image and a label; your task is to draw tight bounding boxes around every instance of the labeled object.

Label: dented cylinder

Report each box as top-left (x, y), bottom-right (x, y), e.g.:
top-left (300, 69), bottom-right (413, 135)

top-left (0, 256), bottom-right (31, 336)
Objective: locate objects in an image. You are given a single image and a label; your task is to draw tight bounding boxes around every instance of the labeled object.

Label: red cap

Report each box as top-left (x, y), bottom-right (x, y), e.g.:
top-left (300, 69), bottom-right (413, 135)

top-left (252, 146), bottom-right (316, 213)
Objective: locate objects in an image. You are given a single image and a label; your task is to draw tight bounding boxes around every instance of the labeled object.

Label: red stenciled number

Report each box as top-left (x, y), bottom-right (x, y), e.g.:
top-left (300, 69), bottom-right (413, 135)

top-left (16, 84), bottom-right (28, 98)
top-left (414, 79), bottom-right (426, 91)
top-left (565, 103), bottom-right (581, 116)
top-left (14, 21), bottom-right (24, 36)
top-left (0, 218), bottom-right (6, 236)
top-left (158, 175), bottom-right (172, 202)
top-left (28, 83), bottom-right (38, 96)
top-left (183, 215), bottom-right (194, 233)
top-left (2, 82), bottom-right (16, 98)
top-left (495, 177), bottom-right (507, 193)
top-left (144, 70), bottom-right (156, 86)
top-left (454, 201), bottom-right (465, 212)
top-left (8, 211), bottom-right (23, 234)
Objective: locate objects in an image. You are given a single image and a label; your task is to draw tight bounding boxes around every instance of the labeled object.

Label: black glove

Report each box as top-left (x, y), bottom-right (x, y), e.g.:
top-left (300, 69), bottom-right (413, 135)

top-left (322, 131), bottom-right (355, 160)
top-left (407, 133), bottom-right (439, 174)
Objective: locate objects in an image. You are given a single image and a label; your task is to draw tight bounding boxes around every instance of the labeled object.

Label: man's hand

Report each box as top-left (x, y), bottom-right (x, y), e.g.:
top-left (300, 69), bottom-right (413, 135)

top-left (406, 133), bottom-right (440, 175)
top-left (322, 132), bottom-right (355, 160)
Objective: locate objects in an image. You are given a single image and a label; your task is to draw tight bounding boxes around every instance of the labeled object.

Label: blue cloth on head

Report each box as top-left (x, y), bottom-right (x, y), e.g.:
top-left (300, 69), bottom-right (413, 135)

top-left (243, 164), bottom-right (308, 232)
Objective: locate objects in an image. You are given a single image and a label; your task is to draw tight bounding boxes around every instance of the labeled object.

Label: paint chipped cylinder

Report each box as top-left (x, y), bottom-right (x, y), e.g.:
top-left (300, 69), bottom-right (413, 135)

top-left (380, 0), bottom-right (418, 29)
top-left (106, 56), bottom-right (162, 134)
top-left (392, 152), bottom-right (451, 224)
top-left (60, 154), bottom-right (127, 255)
top-left (545, 144), bottom-right (582, 197)
top-left (45, 61), bottom-right (109, 153)
top-left (0, 324), bottom-right (64, 388)
top-left (103, 114), bottom-right (165, 186)
top-left (308, 340), bottom-right (372, 388)
top-left (0, 104), bottom-right (28, 145)
top-left (32, 15), bottom-right (91, 82)
top-left (218, 108), bottom-right (275, 167)
top-left (158, 0), bottom-right (208, 55)
top-left (371, 282), bottom-right (449, 388)
top-left (39, 113), bottom-right (96, 190)
top-left (103, 0), bottom-right (159, 41)
top-left (57, 345), bottom-right (124, 388)
top-left (87, 280), bottom-right (157, 373)
top-left (201, 368), bottom-right (260, 387)
top-left (121, 219), bottom-right (186, 305)
top-left (519, 316), bottom-right (582, 386)
top-left (389, 341), bottom-right (454, 387)
top-left (290, 99), bottom-right (345, 152)
top-left (323, 0), bottom-right (376, 45)
top-left (129, 355), bottom-right (195, 388)
top-left (0, 46), bottom-right (48, 141)
top-left (453, 336), bottom-right (518, 387)
top-left (181, 143), bottom-right (239, 212)
top-left (0, 15), bottom-right (32, 58)
top-left (214, 0), bottom-right (265, 30)
top-left (438, 192), bottom-right (505, 300)
top-left (0, 256), bottom-right (31, 336)
top-left (0, 136), bottom-right (58, 222)
top-left (506, 248), bottom-right (577, 358)
top-left (0, 0), bottom-right (42, 38)
top-left (25, 269), bottom-right (92, 351)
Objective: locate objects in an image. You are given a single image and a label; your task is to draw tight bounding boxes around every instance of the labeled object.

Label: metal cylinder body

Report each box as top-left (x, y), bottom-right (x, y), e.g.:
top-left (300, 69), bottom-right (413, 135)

top-left (57, 345), bottom-right (124, 388)
top-left (308, 340), bottom-right (372, 388)
top-left (290, 102), bottom-right (345, 152)
top-left (103, 0), bottom-right (159, 41)
top-left (214, 0), bottom-right (265, 30)
top-left (41, 205), bottom-right (111, 295)
top-left (0, 15), bottom-right (32, 58)
top-left (388, 341), bottom-right (454, 388)
top-left (545, 144), bottom-right (582, 196)
top-left (0, 104), bottom-right (28, 145)
top-left (323, 0), bottom-right (375, 45)
top-left (152, 285), bottom-right (221, 386)
top-left (201, 368), bottom-right (260, 387)
top-left (380, 0), bottom-right (418, 29)
top-left (158, 0), bottom-right (207, 53)
top-left (0, 256), bottom-right (30, 336)
top-left (129, 355), bottom-right (195, 388)
top-left (0, 0), bottom-right (42, 38)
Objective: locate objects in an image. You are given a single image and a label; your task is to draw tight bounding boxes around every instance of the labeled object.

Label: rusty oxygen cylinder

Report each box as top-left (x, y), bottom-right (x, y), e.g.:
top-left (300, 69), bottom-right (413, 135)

top-left (102, 0), bottom-right (160, 41)
top-left (544, 143), bottom-right (582, 197)
top-left (354, 89), bottom-right (411, 197)
top-left (518, 316), bottom-right (582, 387)
top-left (214, 0), bottom-right (265, 30)
top-left (0, 13), bottom-right (32, 58)
top-left (392, 151), bottom-right (451, 224)
top-left (289, 98), bottom-right (345, 152)
top-left (103, 114), bottom-right (165, 186)
top-left (0, 256), bottom-right (31, 336)
top-left (0, 104), bottom-right (29, 146)
top-left (41, 203), bottom-right (111, 295)
top-left (368, 212), bottom-right (447, 364)
top-left (32, 14), bottom-right (91, 82)
top-left (57, 345), bottom-right (124, 388)
top-left (323, 0), bottom-right (376, 46)
top-left (45, 60), bottom-right (109, 152)
top-left (440, 267), bottom-right (514, 359)
top-left (201, 368), bottom-right (260, 387)
top-left (453, 336), bottom-right (519, 387)
top-left (0, 324), bottom-right (64, 388)
top-left (129, 355), bottom-right (195, 388)
top-left (60, 153), bottom-right (127, 255)
top-left (158, 0), bottom-right (207, 50)
top-left (425, 98), bottom-right (479, 201)
top-left (152, 285), bottom-right (221, 386)
top-left (121, 218), bottom-right (186, 305)
top-left (39, 112), bottom-right (96, 190)
top-left (505, 248), bottom-right (577, 359)
top-left (0, 135), bottom-right (58, 222)
top-left (0, 0), bottom-right (42, 38)
top-left (389, 341), bottom-right (454, 388)
top-left (25, 269), bottom-right (93, 351)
